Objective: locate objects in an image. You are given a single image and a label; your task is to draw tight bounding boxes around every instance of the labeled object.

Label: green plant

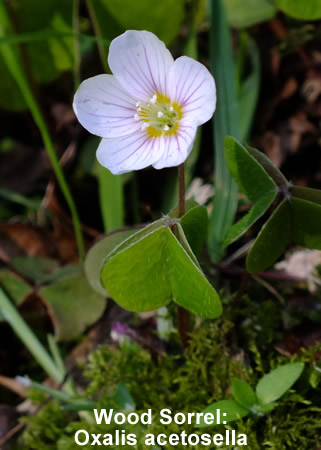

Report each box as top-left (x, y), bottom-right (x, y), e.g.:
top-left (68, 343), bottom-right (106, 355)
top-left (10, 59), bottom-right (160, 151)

top-left (197, 363), bottom-right (304, 425)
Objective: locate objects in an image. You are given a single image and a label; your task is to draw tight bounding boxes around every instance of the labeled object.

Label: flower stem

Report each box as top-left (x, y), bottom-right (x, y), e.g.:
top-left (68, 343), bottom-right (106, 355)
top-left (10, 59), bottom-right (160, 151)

top-left (177, 163), bottom-right (190, 347)
top-left (0, 287), bottom-right (63, 384)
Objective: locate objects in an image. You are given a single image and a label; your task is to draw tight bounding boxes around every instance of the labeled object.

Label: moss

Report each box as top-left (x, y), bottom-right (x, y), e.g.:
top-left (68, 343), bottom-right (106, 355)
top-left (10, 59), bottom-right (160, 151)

top-left (84, 318), bottom-right (242, 410)
top-left (17, 310), bottom-right (321, 449)
top-left (17, 402), bottom-right (75, 450)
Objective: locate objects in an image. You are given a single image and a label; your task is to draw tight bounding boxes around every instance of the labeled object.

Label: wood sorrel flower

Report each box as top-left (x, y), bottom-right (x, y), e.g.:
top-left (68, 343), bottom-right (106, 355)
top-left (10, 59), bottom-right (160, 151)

top-left (73, 30), bottom-right (216, 174)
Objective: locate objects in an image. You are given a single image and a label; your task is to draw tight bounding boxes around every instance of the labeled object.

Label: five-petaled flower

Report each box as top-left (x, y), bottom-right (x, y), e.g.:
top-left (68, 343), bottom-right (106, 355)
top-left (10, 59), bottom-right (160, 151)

top-left (73, 30), bottom-right (216, 174)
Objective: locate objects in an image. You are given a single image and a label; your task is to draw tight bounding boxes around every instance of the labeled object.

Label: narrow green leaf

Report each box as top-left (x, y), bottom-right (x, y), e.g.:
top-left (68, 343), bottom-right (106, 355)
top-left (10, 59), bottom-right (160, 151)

top-left (246, 200), bottom-right (291, 273)
top-left (208, 0), bottom-right (239, 262)
top-left (256, 363), bottom-right (304, 405)
top-left (0, 187), bottom-right (41, 210)
top-left (239, 38), bottom-right (260, 140)
top-left (0, 287), bottom-right (63, 383)
top-left (231, 379), bottom-right (256, 409)
top-left (98, 164), bottom-right (125, 233)
top-left (224, 0), bottom-right (276, 28)
top-left (0, 30), bottom-right (110, 46)
top-left (275, 0), bottom-right (321, 20)
top-left (84, 229), bottom-right (139, 296)
top-left (197, 400), bottom-right (249, 427)
top-left (291, 198), bottom-right (321, 250)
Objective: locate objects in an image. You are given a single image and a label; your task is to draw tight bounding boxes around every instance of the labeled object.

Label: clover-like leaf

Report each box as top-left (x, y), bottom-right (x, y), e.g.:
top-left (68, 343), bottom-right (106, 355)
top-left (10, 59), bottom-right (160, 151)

top-left (246, 199), bottom-right (291, 273)
top-left (179, 206), bottom-right (208, 257)
top-left (168, 201), bottom-right (208, 257)
top-left (100, 221), bottom-right (222, 318)
top-left (40, 273), bottom-right (106, 341)
top-left (256, 363), bottom-right (304, 405)
top-left (291, 198), bottom-right (321, 250)
top-left (84, 228), bottom-right (141, 296)
top-left (247, 145), bottom-right (288, 188)
top-left (291, 186), bottom-right (321, 206)
top-left (223, 137), bottom-right (278, 246)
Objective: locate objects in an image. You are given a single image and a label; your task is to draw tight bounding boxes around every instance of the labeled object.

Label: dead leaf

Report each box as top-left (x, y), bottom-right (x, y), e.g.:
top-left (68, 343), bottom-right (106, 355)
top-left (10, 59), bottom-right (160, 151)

top-left (0, 223), bottom-right (57, 261)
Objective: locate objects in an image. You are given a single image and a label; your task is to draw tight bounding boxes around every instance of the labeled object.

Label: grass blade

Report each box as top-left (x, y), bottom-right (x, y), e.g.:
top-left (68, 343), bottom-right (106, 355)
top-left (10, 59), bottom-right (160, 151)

top-left (208, 0), bottom-right (240, 261)
top-left (0, 287), bottom-right (62, 383)
top-left (98, 164), bottom-right (124, 232)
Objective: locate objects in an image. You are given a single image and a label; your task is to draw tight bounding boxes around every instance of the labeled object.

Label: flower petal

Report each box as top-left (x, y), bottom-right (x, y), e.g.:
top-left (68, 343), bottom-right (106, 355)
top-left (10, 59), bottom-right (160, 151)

top-left (108, 30), bottom-right (174, 101)
top-left (167, 56), bottom-right (216, 126)
top-left (152, 120), bottom-right (197, 169)
top-left (73, 74), bottom-right (139, 138)
top-left (96, 130), bottom-right (165, 175)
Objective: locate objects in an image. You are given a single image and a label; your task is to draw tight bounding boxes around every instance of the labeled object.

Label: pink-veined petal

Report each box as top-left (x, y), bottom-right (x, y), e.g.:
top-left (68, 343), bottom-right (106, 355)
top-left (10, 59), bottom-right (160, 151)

top-left (96, 131), bottom-right (165, 175)
top-left (152, 120), bottom-right (197, 169)
top-left (108, 30), bottom-right (174, 101)
top-left (167, 56), bottom-right (216, 126)
top-left (73, 74), bottom-right (139, 138)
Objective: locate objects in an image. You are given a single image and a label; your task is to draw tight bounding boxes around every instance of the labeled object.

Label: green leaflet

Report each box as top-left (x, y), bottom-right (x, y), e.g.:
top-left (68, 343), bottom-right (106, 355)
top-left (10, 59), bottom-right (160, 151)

top-left (246, 200), bottom-right (291, 273)
top-left (231, 379), bottom-right (257, 409)
top-left (223, 137), bottom-right (278, 247)
top-left (100, 222), bottom-right (222, 318)
top-left (256, 363), bottom-right (304, 405)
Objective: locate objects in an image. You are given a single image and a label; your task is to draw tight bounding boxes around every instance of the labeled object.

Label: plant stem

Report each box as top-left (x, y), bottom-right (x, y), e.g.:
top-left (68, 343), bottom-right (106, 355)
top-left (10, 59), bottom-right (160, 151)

top-left (0, 288), bottom-right (63, 384)
top-left (0, 2), bottom-right (85, 260)
top-left (177, 163), bottom-right (190, 347)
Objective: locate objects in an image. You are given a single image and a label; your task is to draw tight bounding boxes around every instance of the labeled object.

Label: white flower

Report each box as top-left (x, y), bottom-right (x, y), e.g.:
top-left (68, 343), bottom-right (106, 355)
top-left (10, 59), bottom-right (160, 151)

top-left (73, 30), bottom-right (216, 174)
